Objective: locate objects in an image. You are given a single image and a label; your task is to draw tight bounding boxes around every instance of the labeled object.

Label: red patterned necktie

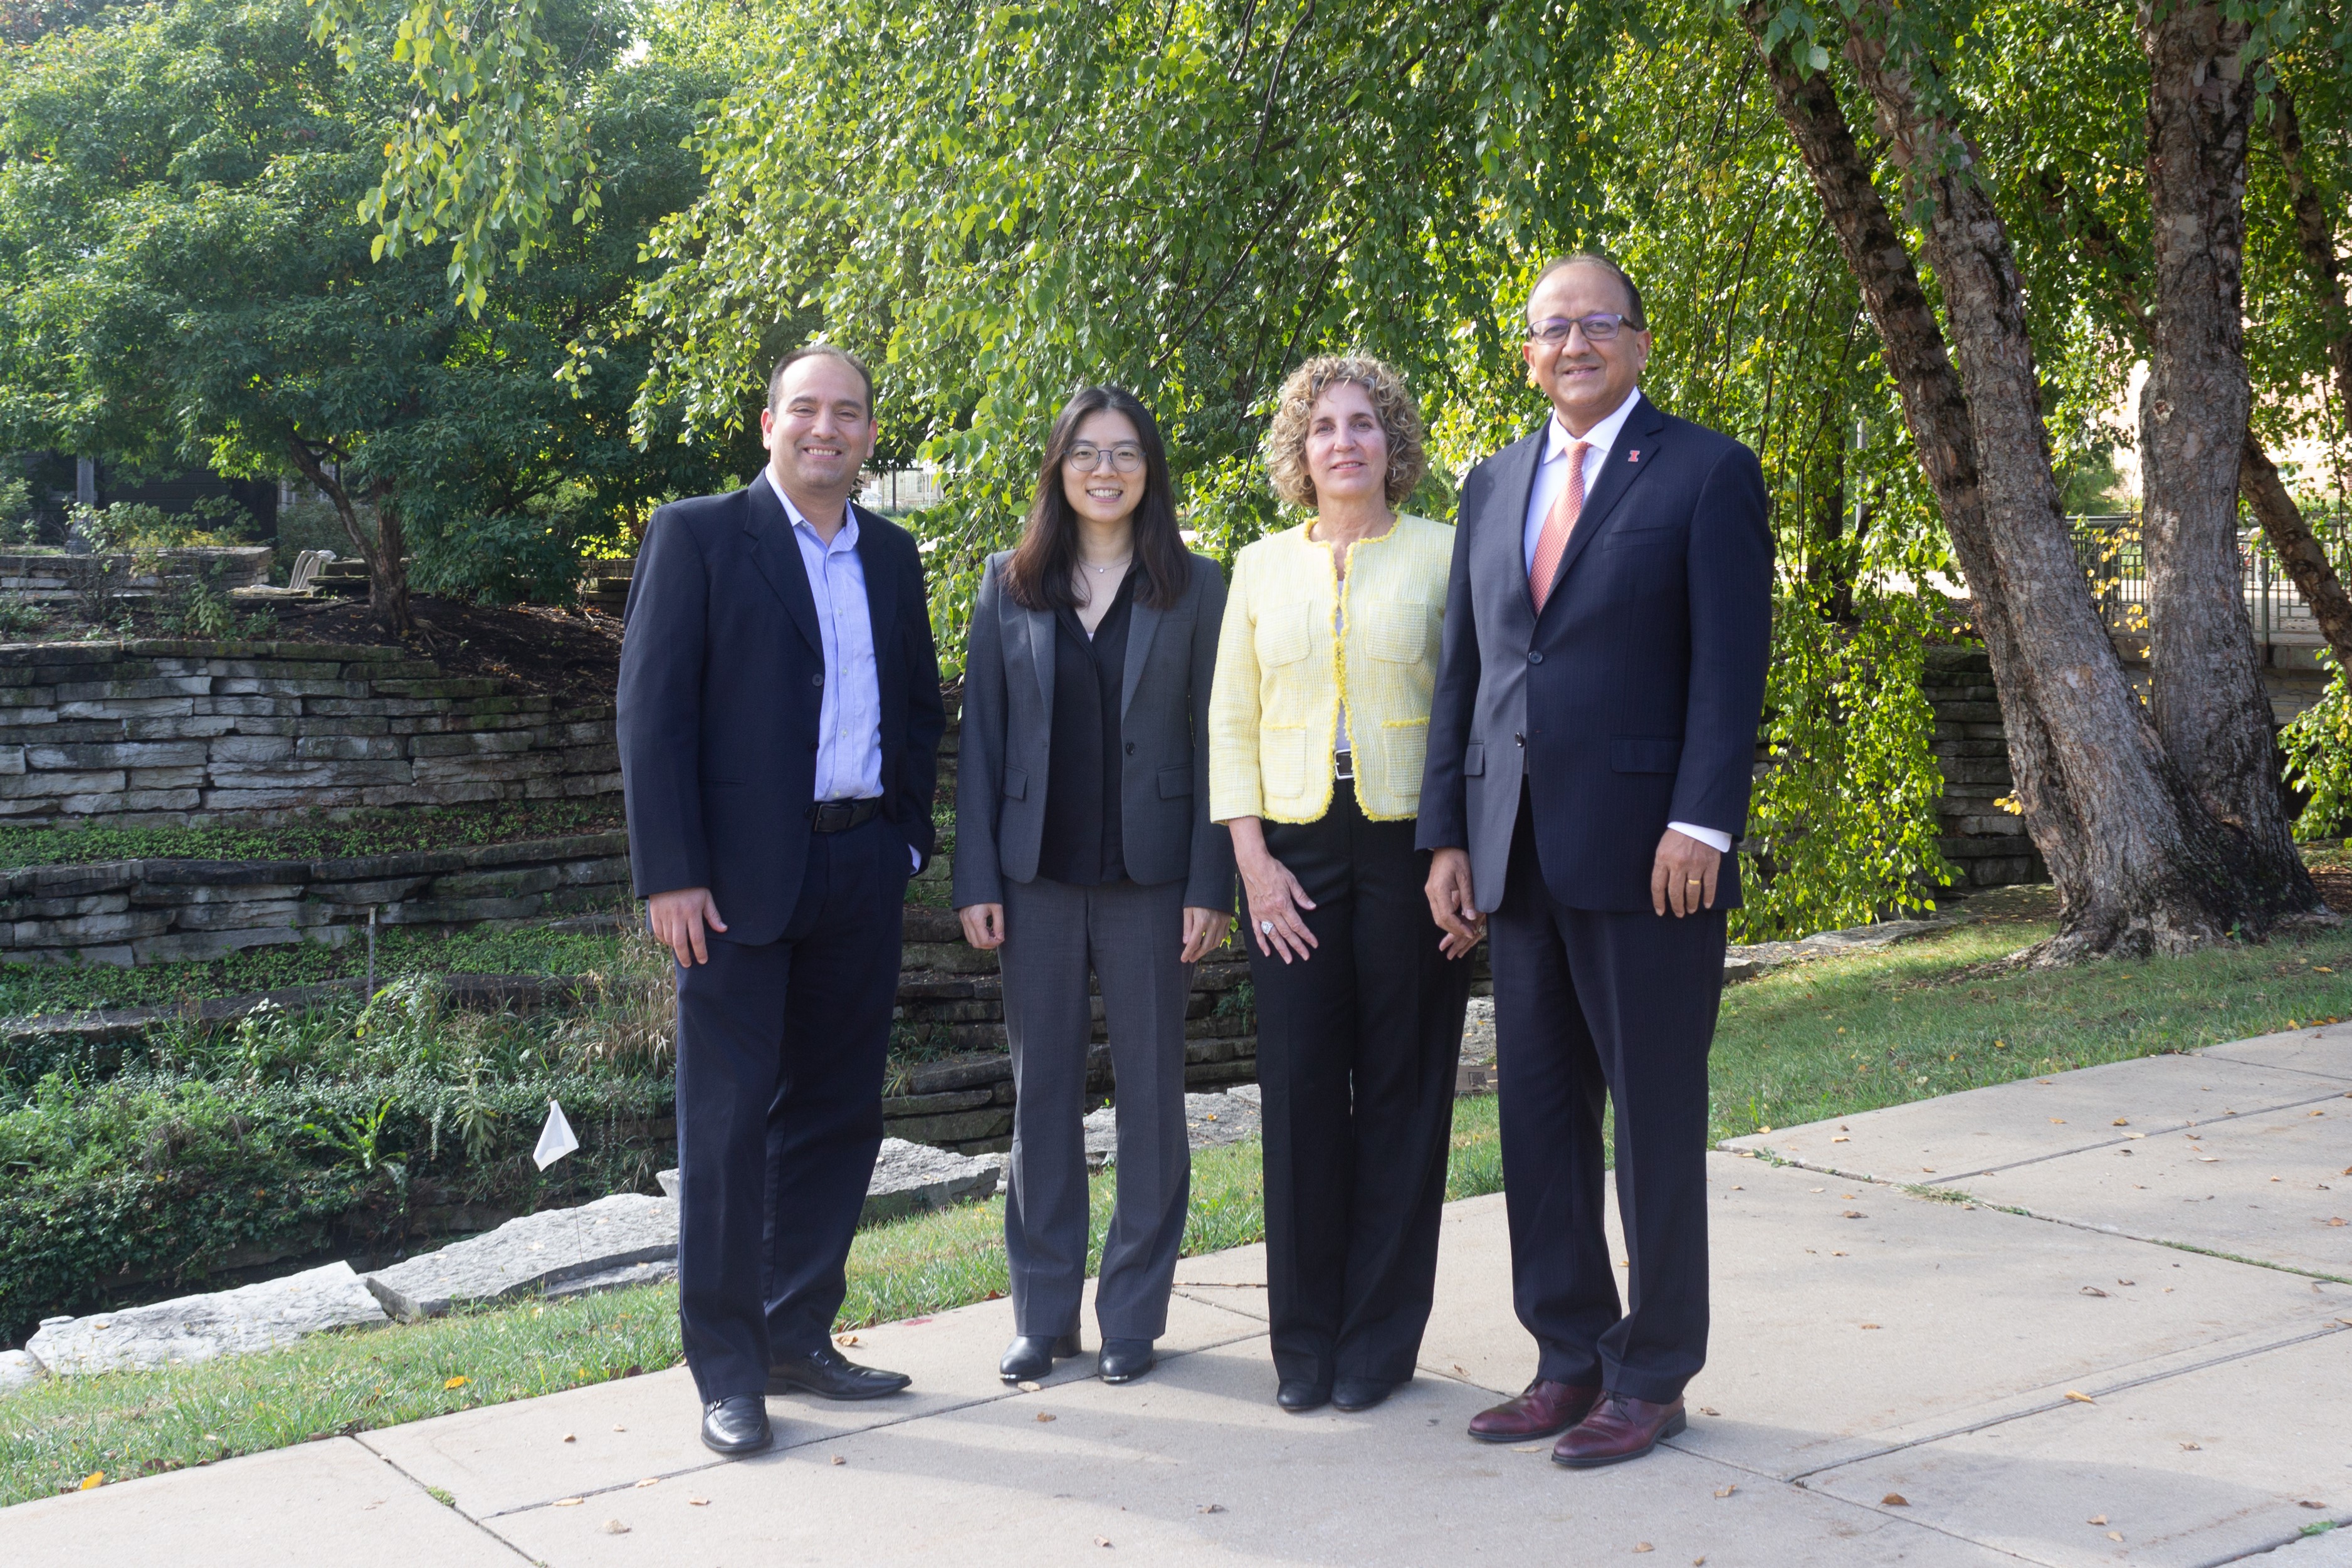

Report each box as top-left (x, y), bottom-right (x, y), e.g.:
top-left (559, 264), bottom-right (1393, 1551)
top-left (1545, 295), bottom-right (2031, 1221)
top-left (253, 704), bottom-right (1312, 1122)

top-left (1530, 439), bottom-right (1589, 612)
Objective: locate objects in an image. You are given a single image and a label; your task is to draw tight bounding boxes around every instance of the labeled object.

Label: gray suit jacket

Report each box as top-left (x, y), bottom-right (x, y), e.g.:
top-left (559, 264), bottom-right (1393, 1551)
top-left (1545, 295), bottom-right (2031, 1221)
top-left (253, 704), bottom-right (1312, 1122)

top-left (953, 550), bottom-right (1235, 912)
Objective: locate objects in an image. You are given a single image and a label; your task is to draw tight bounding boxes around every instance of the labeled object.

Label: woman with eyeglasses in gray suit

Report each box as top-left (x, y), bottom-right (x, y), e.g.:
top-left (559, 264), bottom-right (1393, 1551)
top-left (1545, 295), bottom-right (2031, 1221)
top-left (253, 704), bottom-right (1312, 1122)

top-left (953, 385), bottom-right (1235, 1388)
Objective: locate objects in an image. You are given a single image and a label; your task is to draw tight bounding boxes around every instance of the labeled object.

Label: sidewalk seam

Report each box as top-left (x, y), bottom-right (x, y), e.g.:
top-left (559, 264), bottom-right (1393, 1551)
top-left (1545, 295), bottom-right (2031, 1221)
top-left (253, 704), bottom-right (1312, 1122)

top-left (360, 1438), bottom-right (547, 1563)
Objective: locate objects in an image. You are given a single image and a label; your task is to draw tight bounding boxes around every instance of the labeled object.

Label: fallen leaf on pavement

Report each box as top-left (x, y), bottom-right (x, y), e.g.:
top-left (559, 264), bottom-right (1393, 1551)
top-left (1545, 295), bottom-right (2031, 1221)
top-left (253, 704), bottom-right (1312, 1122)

top-left (560, 1434), bottom-right (575, 1443)
top-left (78, 1473), bottom-right (102, 1492)
top-left (2064, 1391), bottom-right (2096, 1404)
top-left (1198, 1503), bottom-right (1226, 1513)
top-left (2106, 1532), bottom-right (2123, 1542)
top-left (634, 1477), bottom-right (660, 1488)
top-left (1017, 1381), bottom-right (1042, 1393)
top-left (1095, 1537), bottom-right (1113, 1548)
top-left (554, 1498), bottom-right (584, 1507)
top-left (1714, 1484), bottom-right (1737, 1498)
top-left (831, 1456), bottom-right (846, 1466)
top-left (2049, 1118), bottom-right (2066, 1125)
top-left (836, 1334), bottom-right (861, 1347)
top-left (600, 1520), bottom-right (629, 1535)
top-left (1036, 1413), bottom-right (1056, 1423)
top-left (2087, 1515), bottom-right (2107, 1525)
top-left (1859, 1323), bottom-right (1882, 1330)
top-left (612, 1424), bottom-right (626, 1432)
top-left (2113, 1118), bottom-right (2129, 1126)
top-left (1842, 1211), bottom-right (1866, 1219)
top-left (2081, 1287), bottom-right (2109, 1297)
top-left (2302, 1500), bottom-right (2328, 1509)
top-left (1634, 1545), bottom-right (1654, 1554)
top-left (1698, 1406), bottom-right (1721, 1416)
top-left (2180, 1442), bottom-right (2202, 1451)
top-left (688, 1497), bottom-right (709, 1506)
top-left (1832, 1136), bottom-right (1849, 1143)
top-left (1882, 1493), bottom-right (1908, 1507)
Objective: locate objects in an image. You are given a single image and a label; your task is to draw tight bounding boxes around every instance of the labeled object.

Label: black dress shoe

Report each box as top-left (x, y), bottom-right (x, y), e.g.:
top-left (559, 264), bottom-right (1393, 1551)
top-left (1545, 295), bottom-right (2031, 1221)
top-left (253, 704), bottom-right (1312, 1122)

top-left (767, 1345), bottom-right (911, 1401)
top-left (1276, 1379), bottom-right (1332, 1413)
top-left (1331, 1376), bottom-right (1397, 1413)
top-left (1098, 1339), bottom-right (1156, 1384)
top-left (999, 1331), bottom-right (1083, 1383)
top-left (700, 1394), bottom-right (772, 1456)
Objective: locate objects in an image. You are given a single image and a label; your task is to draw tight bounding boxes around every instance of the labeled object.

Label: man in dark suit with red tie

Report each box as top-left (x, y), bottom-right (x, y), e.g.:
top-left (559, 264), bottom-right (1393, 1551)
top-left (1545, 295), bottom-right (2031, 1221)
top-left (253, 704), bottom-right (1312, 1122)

top-left (1419, 254), bottom-right (1772, 1468)
top-left (619, 345), bottom-right (946, 1457)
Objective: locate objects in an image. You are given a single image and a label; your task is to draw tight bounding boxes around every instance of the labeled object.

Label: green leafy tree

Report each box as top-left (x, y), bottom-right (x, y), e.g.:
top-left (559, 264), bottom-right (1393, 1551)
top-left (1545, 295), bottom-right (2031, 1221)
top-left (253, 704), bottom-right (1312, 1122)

top-left (0, 0), bottom-right (751, 629)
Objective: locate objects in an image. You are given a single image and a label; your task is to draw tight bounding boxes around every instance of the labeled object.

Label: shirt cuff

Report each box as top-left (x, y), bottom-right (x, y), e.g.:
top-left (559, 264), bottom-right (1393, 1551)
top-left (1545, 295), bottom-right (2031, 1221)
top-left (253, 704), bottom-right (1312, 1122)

top-left (1667, 822), bottom-right (1732, 855)
top-left (910, 843), bottom-right (923, 871)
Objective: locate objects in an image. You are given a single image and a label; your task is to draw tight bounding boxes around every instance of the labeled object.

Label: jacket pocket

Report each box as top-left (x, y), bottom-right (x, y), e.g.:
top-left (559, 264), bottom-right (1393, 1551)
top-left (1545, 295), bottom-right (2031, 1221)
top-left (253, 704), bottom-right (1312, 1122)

top-left (1256, 603), bottom-right (1314, 667)
top-left (1362, 600), bottom-right (1430, 663)
top-left (1261, 726), bottom-right (1310, 800)
top-left (1157, 764), bottom-right (1193, 799)
top-left (1383, 718), bottom-right (1429, 801)
top-left (1610, 736), bottom-right (1684, 774)
top-left (1464, 743), bottom-right (1486, 777)
top-left (1004, 767), bottom-right (1029, 800)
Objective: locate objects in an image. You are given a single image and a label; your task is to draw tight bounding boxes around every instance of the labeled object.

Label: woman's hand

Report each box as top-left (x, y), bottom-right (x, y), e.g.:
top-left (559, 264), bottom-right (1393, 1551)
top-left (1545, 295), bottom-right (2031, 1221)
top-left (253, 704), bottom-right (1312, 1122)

top-left (1425, 847), bottom-right (1486, 960)
top-left (1180, 906), bottom-right (1232, 964)
top-left (1228, 816), bottom-right (1318, 964)
top-left (958, 903), bottom-right (1007, 950)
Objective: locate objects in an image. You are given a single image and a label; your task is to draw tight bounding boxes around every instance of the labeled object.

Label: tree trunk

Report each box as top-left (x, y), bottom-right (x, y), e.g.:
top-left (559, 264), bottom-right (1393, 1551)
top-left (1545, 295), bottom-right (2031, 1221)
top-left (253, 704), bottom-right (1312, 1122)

top-left (2136, 2), bottom-right (2309, 902)
top-left (1742, 4), bottom-right (2309, 958)
top-left (285, 439), bottom-right (413, 635)
top-left (2244, 431), bottom-right (2352, 662)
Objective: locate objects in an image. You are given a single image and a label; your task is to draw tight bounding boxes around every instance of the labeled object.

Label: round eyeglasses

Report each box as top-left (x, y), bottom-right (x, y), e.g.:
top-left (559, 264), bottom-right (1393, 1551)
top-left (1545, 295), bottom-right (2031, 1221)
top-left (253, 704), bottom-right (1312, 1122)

top-left (1526, 313), bottom-right (1636, 346)
top-left (1066, 442), bottom-right (1145, 474)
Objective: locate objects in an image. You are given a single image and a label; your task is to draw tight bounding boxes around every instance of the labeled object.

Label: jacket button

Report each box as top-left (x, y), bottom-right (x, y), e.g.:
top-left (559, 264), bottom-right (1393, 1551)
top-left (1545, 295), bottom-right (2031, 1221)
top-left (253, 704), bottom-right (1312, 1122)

top-left (1527, 651), bottom-right (1543, 665)
top-left (1125, 742), bottom-right (1136, 755)
top-left (809, 741), bottom-right (819, 752)
top-left (811, 672), bottom-right (824, 686)
top-left (1515, 733), bottom-right (1525, 746)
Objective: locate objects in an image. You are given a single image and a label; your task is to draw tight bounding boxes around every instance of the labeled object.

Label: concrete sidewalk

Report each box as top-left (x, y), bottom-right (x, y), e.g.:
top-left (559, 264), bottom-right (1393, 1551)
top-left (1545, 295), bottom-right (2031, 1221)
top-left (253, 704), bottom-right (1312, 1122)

top-left (8, 1027), bottom-right (2349, 1567)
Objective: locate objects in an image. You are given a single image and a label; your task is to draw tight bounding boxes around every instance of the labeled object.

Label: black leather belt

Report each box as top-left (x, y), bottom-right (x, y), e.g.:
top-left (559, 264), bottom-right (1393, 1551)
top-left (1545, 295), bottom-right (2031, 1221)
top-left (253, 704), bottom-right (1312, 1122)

top-left (807, 797), bottom-right (883, 833)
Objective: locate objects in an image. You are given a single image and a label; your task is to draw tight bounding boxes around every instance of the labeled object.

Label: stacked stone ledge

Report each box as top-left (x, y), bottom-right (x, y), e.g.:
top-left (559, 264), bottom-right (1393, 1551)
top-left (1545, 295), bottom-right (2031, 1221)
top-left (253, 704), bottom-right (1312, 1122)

top-left (0, 639), bottom-right (617, 828)
top-left (0, 546), bottom-right (272, 606)
top-left (1921, 645), bottom-right (2046, 889)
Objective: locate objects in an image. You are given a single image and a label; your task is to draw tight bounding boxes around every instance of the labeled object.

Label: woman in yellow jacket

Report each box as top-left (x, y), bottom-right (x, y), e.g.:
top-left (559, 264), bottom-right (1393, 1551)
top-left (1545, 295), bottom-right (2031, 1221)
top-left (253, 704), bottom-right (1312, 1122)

top-left (1208, 354), bottom-right (1478, 1416)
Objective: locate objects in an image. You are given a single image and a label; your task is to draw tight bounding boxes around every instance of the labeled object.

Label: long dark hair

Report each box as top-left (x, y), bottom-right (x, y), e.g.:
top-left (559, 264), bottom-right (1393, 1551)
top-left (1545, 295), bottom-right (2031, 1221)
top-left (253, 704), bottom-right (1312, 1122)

top-left (1001, 385), bottom-right (1189, 612)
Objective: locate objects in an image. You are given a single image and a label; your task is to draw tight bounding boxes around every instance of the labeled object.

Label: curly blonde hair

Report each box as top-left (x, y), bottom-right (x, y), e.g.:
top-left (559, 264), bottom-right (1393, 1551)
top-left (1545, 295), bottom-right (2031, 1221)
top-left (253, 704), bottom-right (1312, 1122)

top-left (1263, 354), bottom-right (1428, 510)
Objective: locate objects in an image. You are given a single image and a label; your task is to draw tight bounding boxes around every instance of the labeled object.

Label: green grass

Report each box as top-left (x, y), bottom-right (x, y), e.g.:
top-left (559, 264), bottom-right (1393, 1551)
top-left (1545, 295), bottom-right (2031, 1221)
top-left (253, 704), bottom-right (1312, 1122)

top-left (0, 799), bottom-right (624, 873)
top-left (1707, 891), bottom-right (2352, 1140)
top-left (0, 924), bottom-right (632, 1019)
top-left (0, 1104), bottom-right (1505, 1508)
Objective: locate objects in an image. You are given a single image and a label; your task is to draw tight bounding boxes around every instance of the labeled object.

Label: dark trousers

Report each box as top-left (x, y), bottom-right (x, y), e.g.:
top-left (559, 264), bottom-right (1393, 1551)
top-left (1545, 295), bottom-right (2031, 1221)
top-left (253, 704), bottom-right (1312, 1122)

top-left (999, 875), bottom-right (1192, 1342)
top-left (1250, 780), bottom-right (1471, 1388)
top-left (1489, 795), bottom-right (1723, 1404)
top-left (671, 813), bottom-right (910, 1403)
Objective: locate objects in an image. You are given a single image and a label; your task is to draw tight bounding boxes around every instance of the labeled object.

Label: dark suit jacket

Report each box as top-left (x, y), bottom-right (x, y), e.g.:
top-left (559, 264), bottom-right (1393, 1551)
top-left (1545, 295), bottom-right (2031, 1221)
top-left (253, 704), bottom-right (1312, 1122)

top-left (616, 479), bottom-right (947, 947)
top-left (952, 550), bottom-right (1234, 912)
top-left (1418, 394), bottom-right (1773, 912)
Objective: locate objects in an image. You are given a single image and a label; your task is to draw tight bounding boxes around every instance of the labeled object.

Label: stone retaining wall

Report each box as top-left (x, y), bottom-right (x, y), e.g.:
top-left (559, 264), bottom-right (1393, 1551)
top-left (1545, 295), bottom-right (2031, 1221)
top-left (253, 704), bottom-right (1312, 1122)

top-left (1921, 645), bottom-right (2045, 889)
top-left (0, 639), bottom-right (618, 827)
top-left (0, 547), bottom-right (274, 605)
top-left (0, 832), bottom-right (631, 966)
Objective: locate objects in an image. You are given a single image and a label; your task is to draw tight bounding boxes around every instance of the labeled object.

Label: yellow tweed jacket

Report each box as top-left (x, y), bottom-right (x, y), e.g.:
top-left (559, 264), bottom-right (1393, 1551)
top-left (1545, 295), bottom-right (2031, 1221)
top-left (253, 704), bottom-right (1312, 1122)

top-left (1208, 513), bottom-right (1454, 825)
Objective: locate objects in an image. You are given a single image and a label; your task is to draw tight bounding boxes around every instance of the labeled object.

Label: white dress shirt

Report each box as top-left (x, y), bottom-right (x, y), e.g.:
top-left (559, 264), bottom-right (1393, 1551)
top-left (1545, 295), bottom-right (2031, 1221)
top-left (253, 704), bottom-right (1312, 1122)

top-left (1518, 390), bottom-right (1732, 858)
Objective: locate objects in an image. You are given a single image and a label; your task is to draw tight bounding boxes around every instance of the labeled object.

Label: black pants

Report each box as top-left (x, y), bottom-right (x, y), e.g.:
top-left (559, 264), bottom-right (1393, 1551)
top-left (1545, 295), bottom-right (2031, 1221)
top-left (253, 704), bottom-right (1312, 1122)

top-left (1250, 780), bottom-right (1471, 1388)
top-left (1489, 795), bottom-right (1723, 1404)
top-left (671, 813), bottom-right (910, 1403)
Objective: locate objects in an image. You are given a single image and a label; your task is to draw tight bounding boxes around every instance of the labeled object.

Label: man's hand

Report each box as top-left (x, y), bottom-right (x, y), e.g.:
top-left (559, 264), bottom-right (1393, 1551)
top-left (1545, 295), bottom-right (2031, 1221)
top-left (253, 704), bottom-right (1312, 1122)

top-left (1180, 906), bottom-right (1233, 964)
top-left (649, 887), bottom-right (728, 965)
top-left (1651, 828), bottom-right (1721, 917)
top-left (1424, 847), bottom-right (1485, 959)
top-left (958, 902), bottom-right (1006, 951)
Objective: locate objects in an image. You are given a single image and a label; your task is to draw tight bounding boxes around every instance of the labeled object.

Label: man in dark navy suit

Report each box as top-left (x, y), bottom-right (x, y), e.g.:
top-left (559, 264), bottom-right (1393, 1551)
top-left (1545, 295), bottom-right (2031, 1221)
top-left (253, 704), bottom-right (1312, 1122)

top-left (618, 345), bottom-right (945, 1456)
top-left (1419, 254), bottom-right (1772, 1468)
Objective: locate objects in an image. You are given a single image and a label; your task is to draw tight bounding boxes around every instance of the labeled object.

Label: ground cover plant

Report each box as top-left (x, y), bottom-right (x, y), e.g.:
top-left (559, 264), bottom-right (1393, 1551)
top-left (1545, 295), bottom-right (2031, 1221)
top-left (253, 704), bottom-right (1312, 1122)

top-left (0, 924), bottom-right (633, 1020)
top-left (0, 799), bottom-right (625, 872)
top-left (0, 941), bottom-right (676, 1346)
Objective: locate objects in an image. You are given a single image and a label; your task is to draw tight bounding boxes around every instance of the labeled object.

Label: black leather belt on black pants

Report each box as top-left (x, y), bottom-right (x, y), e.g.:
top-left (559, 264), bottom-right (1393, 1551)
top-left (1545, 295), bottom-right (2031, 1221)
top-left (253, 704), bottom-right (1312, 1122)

top-left (807, 797), bottom-right (883, 833)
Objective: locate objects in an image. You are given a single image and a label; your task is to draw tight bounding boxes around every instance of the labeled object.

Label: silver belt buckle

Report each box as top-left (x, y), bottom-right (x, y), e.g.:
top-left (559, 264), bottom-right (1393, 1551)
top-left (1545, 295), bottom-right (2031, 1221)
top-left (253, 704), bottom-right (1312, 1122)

top-left (1334, 749), bottom-right (1355, 781)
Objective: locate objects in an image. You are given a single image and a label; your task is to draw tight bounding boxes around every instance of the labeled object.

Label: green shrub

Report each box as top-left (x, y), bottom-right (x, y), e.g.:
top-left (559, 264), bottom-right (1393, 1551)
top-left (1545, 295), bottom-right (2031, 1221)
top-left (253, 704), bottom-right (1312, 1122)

top-left (2283, 649), bottom-right (2352, 839)
top-left (0, 976), bottom-right (676, 1342)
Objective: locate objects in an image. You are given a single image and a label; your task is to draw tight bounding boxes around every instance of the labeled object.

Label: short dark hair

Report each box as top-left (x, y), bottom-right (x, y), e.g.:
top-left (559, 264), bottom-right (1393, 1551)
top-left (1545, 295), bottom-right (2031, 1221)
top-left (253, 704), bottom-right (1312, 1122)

top-left (768, 343), bottom-right (874, 414)
top-left (1528, 253), bottom-right (1647, 332)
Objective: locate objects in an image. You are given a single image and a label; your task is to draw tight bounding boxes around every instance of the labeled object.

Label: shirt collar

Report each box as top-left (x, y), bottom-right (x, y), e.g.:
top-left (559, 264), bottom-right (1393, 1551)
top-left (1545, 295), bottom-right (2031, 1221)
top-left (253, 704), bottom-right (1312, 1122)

top-left (1545, 386), bottom-right (1644, 462)
top-left (761, 467), bottom-right (859, 551)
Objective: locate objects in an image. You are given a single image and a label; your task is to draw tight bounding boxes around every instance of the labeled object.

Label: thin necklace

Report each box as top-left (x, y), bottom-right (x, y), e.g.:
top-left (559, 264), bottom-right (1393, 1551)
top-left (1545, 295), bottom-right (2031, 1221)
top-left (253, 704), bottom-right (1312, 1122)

top-left (1083, 554), bottom-right (1132, 575)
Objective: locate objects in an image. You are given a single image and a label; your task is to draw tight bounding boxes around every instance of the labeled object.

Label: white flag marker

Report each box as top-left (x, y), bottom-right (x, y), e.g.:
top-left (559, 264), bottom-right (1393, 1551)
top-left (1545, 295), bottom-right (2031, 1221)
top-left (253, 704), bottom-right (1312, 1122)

top-left (534, 1100), bottom-right (580, 1170)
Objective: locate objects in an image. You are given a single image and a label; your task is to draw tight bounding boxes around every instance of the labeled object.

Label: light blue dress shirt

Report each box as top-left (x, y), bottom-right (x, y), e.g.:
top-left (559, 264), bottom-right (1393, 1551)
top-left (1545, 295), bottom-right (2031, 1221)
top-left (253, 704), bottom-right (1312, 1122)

top-left (762, 469), bottom-right (885, 803)
top-left (1516, 389), bottom-right (1731, 857)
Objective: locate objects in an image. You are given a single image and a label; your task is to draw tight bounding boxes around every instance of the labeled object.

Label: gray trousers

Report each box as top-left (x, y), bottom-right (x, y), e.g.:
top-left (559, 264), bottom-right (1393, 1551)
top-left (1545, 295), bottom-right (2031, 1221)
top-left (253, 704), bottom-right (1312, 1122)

top-left (999, 875), bottom-right (1193, 1341)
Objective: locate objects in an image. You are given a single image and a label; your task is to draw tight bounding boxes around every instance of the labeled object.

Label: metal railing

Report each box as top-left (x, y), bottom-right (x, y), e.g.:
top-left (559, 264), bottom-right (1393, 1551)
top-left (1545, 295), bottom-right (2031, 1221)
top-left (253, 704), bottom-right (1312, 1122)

top-left (2072, 506), bottom-right (2351, 648)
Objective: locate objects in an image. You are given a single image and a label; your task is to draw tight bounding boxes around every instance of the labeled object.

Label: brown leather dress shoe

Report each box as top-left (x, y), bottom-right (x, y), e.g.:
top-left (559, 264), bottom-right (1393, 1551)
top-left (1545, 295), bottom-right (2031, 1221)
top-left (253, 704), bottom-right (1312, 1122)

top-left (1467, 1380), bottom-right (1602, 1443)
top-left (1551, 1392), bottom-right (1687, 1468)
